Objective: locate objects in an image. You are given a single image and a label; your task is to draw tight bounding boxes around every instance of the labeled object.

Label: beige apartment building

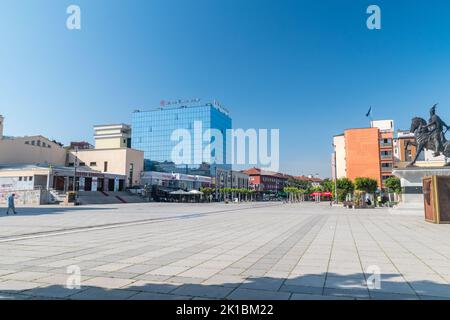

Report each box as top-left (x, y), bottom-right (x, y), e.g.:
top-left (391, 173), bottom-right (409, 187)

top-left (0, 135), bottom-right (67, 165)
top-left (68, 123), bottom-right (143, 187)
top-left (93, 124), bottom-right (131, 149)
top-left (0, 115), bottom-right (67, 165)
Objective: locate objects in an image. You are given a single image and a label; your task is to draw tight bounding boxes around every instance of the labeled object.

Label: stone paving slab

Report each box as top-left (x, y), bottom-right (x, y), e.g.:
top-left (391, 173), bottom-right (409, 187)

top-left (1, 202), bottom-right (450, 300)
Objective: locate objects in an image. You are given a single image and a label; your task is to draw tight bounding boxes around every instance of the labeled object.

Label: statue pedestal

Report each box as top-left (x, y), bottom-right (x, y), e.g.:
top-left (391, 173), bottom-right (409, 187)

top-left (393, 166), bottom-right (450, 211)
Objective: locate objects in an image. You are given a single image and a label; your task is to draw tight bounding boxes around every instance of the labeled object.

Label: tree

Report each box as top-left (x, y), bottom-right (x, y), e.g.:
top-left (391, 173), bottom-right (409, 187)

top-left (321, 179), bottom-right (333, 192)
top-left (283, 187), bottom-right (300, 203)
top-left (200, 187), bottom-right (214, 202)
top-left (287, 178), bottom-right (311, 191)
top-left (333, 178), bottom-right (354, 202)
top-left (221, 188), bottom-right (233, 201)
top-left (354, 177), bottom-right (378, 194)
top-left (384, 177), bottom-right (401, 194)
top-left (200, 187), bottom-right (213, 194)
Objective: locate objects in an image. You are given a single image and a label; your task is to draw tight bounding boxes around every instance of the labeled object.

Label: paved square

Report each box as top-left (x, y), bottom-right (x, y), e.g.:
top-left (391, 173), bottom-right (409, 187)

top-left (1, 202), bottom-right (450, 300)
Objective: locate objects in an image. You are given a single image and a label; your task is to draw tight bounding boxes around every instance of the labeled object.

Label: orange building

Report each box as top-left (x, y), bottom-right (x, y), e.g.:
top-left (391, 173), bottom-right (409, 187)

top-left (344, 128), bottom-right (383, 187)
top-left (333, 120), bottom-right (396, 189)
top-left (379, 130), bottom-right (395, 185)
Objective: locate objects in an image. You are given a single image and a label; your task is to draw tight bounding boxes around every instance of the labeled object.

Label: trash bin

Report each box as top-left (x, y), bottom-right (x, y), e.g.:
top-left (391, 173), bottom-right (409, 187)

top-left (423, 176), bottom-right (450, 224)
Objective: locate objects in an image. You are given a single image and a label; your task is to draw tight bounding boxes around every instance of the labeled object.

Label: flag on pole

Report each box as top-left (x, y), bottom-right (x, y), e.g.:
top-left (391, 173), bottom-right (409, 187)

top-left (366, 106), bottom-right (372, 118)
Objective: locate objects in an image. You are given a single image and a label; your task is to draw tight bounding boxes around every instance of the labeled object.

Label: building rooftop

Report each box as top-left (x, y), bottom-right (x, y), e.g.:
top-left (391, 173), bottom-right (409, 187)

top-left (133, 100), bottom-right (230, 117)
top-left (0, 163), bottom-right (125, 176)
top-left (0, 163), bottom-right (53, 171)
top-left (93, 123), bottom-right (131, 129)
top-left (0, 134), bottom-right (64, 146)
top-left (344, 127), bottom-right (380, 132)
top-left (68, 141), bottom-right (94, 150)
top-left (242, 167), bottom-right (289, 179)
top-left (71, 147), bottom-right (143, 153)
top-left (295, 175), bottom-right (323, 183)
top-left (0, 163), bottom-right (97, 172)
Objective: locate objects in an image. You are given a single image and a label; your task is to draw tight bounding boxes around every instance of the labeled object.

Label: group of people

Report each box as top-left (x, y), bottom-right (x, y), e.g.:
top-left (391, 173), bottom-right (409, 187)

top-left (4, 193), bottom-right (17, 215)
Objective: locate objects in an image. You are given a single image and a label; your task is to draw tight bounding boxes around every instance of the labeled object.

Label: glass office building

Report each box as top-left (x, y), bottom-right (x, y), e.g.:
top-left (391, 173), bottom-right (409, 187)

top-left (131, 101), bottom-right (232, 176)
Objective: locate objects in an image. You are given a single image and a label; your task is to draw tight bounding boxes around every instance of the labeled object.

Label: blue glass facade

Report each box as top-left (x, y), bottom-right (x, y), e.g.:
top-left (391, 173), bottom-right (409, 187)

top-left (131, 103), bottom-right (232, 175)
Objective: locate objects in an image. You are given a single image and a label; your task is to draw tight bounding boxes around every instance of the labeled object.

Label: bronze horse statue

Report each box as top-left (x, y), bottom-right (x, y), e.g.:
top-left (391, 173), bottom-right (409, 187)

top-left (406, 117), bottom-right (450, 167)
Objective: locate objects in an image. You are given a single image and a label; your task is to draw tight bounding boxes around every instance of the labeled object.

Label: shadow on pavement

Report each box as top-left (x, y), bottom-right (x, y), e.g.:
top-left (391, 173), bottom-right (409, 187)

top-left (0, 272), bottom-right (449, 300)
top-left (0, 206), bottom-right (116, 217)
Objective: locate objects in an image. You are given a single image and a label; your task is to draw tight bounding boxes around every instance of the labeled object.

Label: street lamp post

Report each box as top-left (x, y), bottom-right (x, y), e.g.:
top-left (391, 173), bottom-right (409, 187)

top-left (229, 170), bottom-right (233, 201)
top-left (73, 147), bottom-right (79, 194)
top-left (213, 161), bottom-right (219, 202)
top-left (230, 169), bottom-right (233, 189)
top-left (332, 143), bottom-right (338, 204)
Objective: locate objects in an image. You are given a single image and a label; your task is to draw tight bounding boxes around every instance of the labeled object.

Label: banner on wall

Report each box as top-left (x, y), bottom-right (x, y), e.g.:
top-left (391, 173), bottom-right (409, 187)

top-left (114, 177), bottom-right (119, 192)
top-left (79, 177), bottom-right (85, 192)
top-left (92, 177), bottom-right (98, 192)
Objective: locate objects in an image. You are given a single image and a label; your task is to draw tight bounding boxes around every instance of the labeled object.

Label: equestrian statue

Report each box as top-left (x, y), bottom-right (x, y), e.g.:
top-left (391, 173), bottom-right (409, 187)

top-left (406, 104), bottom-right (450, 167)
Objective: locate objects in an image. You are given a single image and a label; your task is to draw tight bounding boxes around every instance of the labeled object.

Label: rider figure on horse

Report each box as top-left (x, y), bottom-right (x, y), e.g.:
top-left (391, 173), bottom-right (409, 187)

top-left (425, 104), bottom-right (450, 157)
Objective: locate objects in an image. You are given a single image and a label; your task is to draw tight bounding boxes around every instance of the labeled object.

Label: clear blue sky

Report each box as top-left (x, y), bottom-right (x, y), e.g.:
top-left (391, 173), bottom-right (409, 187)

top-left (1, 0), bottom-right (450, 177)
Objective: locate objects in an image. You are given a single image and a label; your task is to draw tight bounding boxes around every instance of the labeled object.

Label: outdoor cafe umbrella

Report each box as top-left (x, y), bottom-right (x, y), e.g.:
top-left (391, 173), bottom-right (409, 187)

top-left (170, 189), bottom-right (191, 202)
top-left (170, 189), bottom-right (190, 195)
top-left (188, 190), bottom-right (203, 195)
top-left (188, 189), bottom-right (203, 202)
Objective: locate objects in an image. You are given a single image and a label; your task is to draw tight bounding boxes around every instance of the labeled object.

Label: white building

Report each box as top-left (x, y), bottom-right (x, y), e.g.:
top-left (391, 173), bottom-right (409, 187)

top-left (423, 149), bottom-right (447, 166)
top-left (371, 119), bottom-right (394, 132)
top-left (332, 134), bottom-right (346, 179)
top-left (141, 171), bottom-right (211, 191)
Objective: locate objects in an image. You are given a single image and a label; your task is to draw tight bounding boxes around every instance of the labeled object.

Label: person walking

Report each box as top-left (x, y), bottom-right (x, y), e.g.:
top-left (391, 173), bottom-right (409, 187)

top-left (6, 193), bottom-right (17, 215)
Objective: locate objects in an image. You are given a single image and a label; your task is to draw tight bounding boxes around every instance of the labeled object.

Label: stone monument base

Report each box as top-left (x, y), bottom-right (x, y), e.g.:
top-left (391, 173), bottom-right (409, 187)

top-left (393, 166), bottom-right (450, 211)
